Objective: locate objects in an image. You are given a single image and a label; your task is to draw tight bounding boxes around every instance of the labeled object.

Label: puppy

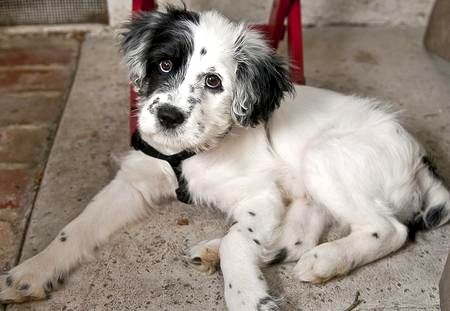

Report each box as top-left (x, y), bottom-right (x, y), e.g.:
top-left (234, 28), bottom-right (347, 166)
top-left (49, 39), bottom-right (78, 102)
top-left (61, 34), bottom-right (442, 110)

top-left (1, 7), bottom-right (449, 311)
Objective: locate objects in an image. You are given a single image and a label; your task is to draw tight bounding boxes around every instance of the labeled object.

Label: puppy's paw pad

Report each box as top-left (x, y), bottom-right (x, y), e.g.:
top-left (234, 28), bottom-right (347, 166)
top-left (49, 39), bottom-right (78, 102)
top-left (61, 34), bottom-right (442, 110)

top-left (189, 239), bottom-right (220, 274)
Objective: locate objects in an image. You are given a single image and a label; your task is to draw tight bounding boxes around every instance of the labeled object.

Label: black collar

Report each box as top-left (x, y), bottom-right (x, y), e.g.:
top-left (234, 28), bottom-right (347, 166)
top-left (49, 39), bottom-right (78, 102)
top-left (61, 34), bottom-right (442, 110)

top-left (131, 130), bottom-right (195, 204)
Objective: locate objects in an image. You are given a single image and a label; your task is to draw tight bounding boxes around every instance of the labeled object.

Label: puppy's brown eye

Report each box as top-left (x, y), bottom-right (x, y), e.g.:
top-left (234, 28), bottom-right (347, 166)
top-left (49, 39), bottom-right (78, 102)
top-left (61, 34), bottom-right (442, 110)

top-left (159, 60), bottom-right (172, 73)
top-left (205, 74), bottom-right (221, 89)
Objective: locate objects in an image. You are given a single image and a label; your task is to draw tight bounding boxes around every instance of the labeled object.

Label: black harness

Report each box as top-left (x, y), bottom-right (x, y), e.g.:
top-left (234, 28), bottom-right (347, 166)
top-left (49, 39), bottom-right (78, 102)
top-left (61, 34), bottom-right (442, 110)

top-left (131, 130), bottom-right (195, 204)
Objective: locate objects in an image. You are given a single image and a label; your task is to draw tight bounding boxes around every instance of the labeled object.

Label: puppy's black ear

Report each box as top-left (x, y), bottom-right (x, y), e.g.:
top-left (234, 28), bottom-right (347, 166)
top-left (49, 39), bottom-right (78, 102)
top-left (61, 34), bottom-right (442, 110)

top-left (232, 28), bottom-right (294, 127)
top-left (120, 11), bottom-right (163, 90)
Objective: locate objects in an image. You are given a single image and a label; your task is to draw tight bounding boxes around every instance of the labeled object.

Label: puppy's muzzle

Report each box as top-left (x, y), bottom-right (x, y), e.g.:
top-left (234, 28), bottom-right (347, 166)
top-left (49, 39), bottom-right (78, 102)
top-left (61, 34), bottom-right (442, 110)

top-left (157, 105), bottom-right (185, 129)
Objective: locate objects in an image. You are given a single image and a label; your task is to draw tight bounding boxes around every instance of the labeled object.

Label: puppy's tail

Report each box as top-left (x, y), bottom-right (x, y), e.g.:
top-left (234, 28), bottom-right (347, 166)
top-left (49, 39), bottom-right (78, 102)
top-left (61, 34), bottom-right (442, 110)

top-left (408, 156), bottom-right (450, 240)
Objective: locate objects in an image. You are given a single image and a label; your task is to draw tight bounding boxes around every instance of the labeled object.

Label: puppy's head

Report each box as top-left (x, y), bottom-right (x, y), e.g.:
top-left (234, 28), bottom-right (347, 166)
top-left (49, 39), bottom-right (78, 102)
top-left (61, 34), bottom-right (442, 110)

top-left (121, 7), bottom-right (293, 153)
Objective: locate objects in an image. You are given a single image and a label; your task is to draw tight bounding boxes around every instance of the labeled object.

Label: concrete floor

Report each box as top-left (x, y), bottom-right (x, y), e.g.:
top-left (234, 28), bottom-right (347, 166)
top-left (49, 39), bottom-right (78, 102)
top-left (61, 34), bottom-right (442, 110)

top-left (5, 26), bottom-right (450, 310)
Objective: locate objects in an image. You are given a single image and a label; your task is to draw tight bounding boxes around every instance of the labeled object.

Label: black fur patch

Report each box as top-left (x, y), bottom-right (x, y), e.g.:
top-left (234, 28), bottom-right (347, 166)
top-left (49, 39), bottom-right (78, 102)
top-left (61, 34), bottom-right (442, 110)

top-left (232, 32), bottom-right (293, 126)
top-left (60, 236), bottom-right (67, 242)
top-left (372, 232), bottom-right (379, 239)
top-left (248, 211), bottom-right (256, 216)
top-left (407, 203), bottom-right (447, 241)
top-left (253, 239), bottom-right (261, 245)
top-left (295, 240), bottom-right (302, 246)
top-left (6, 275), bottom-right (12, 286)
top-left (248, 228), bottom-right (253, 232)
top-left (200, 47), bottom-right (207, 55)
top-left (268, 248), bottom-right (287, 265)
top-left (257, 296), bottom-right (279, 311)
top-left (121, 7), bottom-right (199, 96)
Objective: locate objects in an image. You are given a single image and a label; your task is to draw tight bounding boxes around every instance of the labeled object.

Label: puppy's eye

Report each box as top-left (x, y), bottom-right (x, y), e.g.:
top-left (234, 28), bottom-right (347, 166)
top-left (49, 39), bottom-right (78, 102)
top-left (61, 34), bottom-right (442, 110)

top-left (159, 60), bottom-right (172, 73)
top-left (205, 74), bottom-right (222, 89)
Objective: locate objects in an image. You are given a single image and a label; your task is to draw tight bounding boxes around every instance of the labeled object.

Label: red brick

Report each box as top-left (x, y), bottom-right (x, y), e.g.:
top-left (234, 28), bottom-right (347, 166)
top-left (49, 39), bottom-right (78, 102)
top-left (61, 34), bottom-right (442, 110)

top-left (0, 126), bottom-right (50, 164)
top-left (0, 169), bottom-right (30, 209)
top-left (0, 92), bottom-right (63, 126)
top-left (0, 220), bottom-right (16, 271)
top-left (0, 35), bottom-right (78, 67)
top-left (0, 68), bottom-right (71, 92)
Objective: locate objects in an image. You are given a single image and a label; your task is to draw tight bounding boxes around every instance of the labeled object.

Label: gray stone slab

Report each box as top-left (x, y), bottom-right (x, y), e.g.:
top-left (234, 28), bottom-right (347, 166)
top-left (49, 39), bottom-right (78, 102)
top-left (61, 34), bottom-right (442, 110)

top-left (8, 27), bottom-right (450, 310)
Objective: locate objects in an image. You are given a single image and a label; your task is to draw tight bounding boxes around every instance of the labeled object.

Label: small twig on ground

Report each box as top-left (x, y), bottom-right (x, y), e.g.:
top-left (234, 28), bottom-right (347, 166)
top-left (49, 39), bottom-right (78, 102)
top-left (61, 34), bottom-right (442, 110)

top-left (343, 291), bottom-right (364, 311)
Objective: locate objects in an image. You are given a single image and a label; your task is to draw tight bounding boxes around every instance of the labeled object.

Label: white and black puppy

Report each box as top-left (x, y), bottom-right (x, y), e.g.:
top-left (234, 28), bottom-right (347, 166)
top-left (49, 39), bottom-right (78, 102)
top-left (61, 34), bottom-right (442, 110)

top-left (1, 7), bottom-right (449, 311)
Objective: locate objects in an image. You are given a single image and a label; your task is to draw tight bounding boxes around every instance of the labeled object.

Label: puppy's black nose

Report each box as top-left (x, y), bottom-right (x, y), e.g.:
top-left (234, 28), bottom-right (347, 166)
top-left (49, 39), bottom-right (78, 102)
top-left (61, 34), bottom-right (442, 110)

top-left (157, 105), bottom-right (185, 129)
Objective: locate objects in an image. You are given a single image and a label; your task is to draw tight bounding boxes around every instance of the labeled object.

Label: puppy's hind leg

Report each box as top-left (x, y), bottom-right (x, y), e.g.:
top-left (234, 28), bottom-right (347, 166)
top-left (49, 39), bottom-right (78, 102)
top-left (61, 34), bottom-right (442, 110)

top-left (294, 212), bottom-right (408, 283)
top-left (0, 151), bottom-right (175, 304)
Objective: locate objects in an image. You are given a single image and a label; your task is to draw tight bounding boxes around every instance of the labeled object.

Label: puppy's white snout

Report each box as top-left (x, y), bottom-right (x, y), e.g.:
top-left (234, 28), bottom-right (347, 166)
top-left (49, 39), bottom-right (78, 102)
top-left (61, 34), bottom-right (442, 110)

top-left (157, 104), bottom-right (185, 129)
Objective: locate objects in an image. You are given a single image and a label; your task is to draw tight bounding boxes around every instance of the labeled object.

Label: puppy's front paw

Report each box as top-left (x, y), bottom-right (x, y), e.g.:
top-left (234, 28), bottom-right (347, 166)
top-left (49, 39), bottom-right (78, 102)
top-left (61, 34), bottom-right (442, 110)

top-left (293, 243), bottom-right (351, 283)
top-left (0, 256), bottom-right (64, 304)
top-left (189, 239), bottom-right (221, 274)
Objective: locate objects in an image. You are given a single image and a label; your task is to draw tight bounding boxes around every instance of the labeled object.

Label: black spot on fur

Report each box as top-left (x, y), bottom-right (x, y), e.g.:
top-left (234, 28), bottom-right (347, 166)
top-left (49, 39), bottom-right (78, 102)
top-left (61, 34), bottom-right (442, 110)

top-left (229, 283), bottom-right (232, 289)
top-left (248, 228), bottom-right (253, 232)
top-left (248, 211), bottom-right (256, 216)
top-left (231, 220), bottom-right (238, 226)
top-left (46, 280), bottom-right (54, 291)
top-left (313, 253), bottom-right (318, 259)
top-left (268, 248), bottom-right (287, 265)
top-left (19, 283), bottom-right (29, 291)
top-left (187, 97), bottom-right (201, 104)
top-left (253, 239), bottom-right (261, 245)
top-left (295, 240), bottom-right (302, 246)
top-left (407, 204), bottom-right (448, 241)
top-left (257, 296), bottom-right (279, 311)
top-left (200, 47), bottom-right (207, 55)
top-left (372, 232), bottom-right (379, 239)
top-left (258, 274), bottom-right (264, 281)
top-left (6, 275), bottom-right (12, 286)
top-left (60, 236), bottom-right (67, 242)
top-left (57, 274), bottom-right (65, 285)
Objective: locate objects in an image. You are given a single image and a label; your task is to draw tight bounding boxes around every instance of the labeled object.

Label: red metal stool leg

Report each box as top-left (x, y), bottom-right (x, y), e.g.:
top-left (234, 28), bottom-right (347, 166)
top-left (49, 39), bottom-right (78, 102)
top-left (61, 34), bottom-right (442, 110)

top-left (287, 0), bottom-right (305, 84)
top-left (132, 0), bottom-right (156, 12)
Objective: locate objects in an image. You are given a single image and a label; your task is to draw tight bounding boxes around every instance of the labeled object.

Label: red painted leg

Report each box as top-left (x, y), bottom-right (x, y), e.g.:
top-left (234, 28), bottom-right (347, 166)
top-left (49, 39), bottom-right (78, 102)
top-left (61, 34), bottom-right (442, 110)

top-left (287, 0), bottom-right (305, 84)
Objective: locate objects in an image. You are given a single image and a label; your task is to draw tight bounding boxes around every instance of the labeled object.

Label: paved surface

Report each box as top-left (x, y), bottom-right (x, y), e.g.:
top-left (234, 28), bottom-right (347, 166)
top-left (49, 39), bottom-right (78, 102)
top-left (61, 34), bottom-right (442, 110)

top-left (0, 33), bottom-right (80, 284)
top-left (2, 27), bottom-right (450, 310)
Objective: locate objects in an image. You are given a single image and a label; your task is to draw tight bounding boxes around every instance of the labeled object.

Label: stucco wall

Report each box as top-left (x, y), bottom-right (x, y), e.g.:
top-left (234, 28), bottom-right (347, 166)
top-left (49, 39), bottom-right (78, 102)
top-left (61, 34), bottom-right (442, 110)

top-left (107, 0), bottom-right (434, 27)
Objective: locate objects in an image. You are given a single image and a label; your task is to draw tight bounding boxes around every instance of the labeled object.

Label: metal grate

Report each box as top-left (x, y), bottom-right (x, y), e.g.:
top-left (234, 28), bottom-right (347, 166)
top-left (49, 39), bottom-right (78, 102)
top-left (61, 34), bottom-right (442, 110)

top-left (0, 0), bottom-right (109, 26)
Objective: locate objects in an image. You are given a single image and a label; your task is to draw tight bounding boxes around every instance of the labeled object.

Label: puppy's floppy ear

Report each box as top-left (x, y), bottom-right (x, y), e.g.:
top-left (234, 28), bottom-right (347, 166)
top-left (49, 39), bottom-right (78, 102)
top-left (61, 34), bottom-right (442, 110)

top-left (120, 11), bottom-right (163, 90)
top-left (232, 27), bottom-right (294, 127)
